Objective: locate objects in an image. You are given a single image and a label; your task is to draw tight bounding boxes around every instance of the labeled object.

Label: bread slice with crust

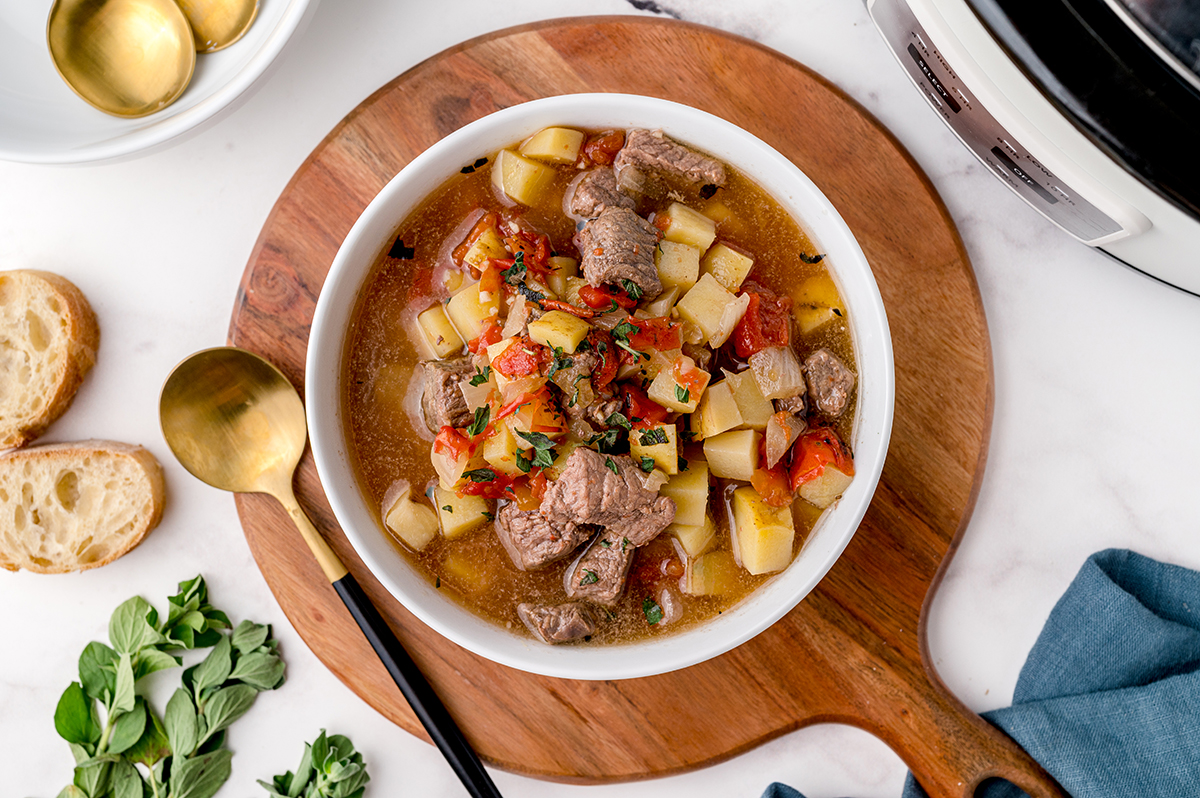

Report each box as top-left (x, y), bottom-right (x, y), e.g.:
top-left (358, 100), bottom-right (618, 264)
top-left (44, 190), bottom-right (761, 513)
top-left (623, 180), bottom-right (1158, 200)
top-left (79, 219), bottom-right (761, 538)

top-left (0, 270), bottom-right (100, 450)
top-left (0, 440), bottom-right (164, 573)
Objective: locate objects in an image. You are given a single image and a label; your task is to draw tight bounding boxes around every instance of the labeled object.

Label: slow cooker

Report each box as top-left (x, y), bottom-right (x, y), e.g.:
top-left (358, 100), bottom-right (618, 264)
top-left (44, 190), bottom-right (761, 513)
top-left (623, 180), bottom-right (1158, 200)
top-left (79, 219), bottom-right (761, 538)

top-left (868, 0), bottom-right (1200, 294)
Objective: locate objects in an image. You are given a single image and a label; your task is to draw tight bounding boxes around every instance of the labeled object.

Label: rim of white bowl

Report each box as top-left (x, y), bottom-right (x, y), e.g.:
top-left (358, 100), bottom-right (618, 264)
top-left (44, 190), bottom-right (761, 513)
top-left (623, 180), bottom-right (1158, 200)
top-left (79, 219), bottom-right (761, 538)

top-left (307, 93), bottom-right (894, 681)
top-left (0, 0), bottom-right (312, 165)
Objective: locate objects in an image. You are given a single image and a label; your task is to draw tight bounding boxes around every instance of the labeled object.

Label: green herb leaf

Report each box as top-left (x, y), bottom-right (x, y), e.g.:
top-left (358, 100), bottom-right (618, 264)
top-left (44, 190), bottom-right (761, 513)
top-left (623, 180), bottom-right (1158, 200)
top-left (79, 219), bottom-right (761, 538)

top-left (546, 347), bottom-right (574, 380)
top-left (108, 696), bottom-right (148, 754)
top-left (123, 704), bottom-right (171, 767)
top-left (442, 505), bottom-right (453, 513)
top-left (109, 596), bottom-right (163, 655)
top-left (799, 251), bottom-right (825, 264)
top-left (481, 511), bottom-right (495, 522)
top-left (600, 539), bottom-right (612, 548)
top-left (199, 684), bottom-right (257, 745)
top-left (678, 456), bottom-right (689, 471)
top-left (229, 650), bottom-right (287, 691)
top-left (72, 756), bottom-right (112, 797)
top-left (643, 597), bottom-right (664, 625)
top-left (463, 468), bottom-right (496, 483)
top-left (78, 641), bottom-right (118, 703)
top-left (605, 456), bottom-right (619, 475)
top-left (587, 428), bottom-right (622, 453)
top-left (620, 279), bottom-right (643, 301)
top-left (515, 453), bottom-right (533, 474)
top-left (54, 682), bottom-right (100, 746)
top-left (259, 729), bottom-right (369, 798)
top-left (674, 384), bottom-right (690, 404)
top-left (191, 635), bottom-right (232, 700)
top-left (501, 252), bottom-right (527, 285)
top-left (638, 427), bottom-right (668, 446)
top-left (516, 430), bottom-right (554, 450)
top-left (579, 570), bottom-right (599, 586)
top-left (170, 748), bottom-right (234, 798)
top-left (605, 411), bottom-right (631, 430)
top-left (134, 648), bottom-right (182, 682)
top-left (112, 652), bottom-right (136, 714)
top-left (466, 405), bottom-right (490, 437)
top-left (612, 319), bottom-right (638, 342)
top-left (165, 688), bottom-right (199, 760)
top-left (110, 758), bottom-right (142, 798)
top-left (639, 456), bottom-right (656, 473)
top-left (468, 365), bottom-right (492, 386)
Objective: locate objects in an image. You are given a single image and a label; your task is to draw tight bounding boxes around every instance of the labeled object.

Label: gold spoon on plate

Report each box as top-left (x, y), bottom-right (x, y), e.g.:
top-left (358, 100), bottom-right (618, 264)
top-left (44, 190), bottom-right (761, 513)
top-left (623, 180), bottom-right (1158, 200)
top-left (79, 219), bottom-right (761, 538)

top-left (46, 0), bottom-right (259, 118)
top-left (159, 347), bottom-right (504, 798)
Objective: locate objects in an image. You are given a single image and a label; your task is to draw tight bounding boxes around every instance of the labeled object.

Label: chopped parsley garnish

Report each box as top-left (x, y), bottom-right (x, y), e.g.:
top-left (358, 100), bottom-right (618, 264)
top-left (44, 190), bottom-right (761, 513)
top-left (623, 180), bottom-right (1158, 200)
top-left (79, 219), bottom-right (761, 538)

top-left (642, 597), bottom-right (663, 625)
top-left (619, 279), bottom-right (643, 301)
top-left (501, 251), bottom-right (527, 285)
top-left (442, 505), bottom-right (453, 513)
top-left (638, 427), bottom-right (668, 446)
top-left (680, 429), bottom-right (695, 444)
top-left (575, 338), bottom-right (592, 352)
top-left (462, 468), bottom-right (497, 483)
top-left (600, 539), bottom-right (612, 548)
top-left (547, 346), bottom-right (574, 380)
top-left (469, 365), bottom-right (492, 386)
top-left (481, 510), bottom-right (495, 521)
top-left (611, 319), bottom-right (647, 360)
top-left (675, 384), bottom-right (690, 404)
top-left (604, 456), bottom-right (619, 475)
top-left (799, 251), bottom-right (825, 264)
top-left (579, 570), bottom-right (599, 586)
top-left (466, 405), bottom-right (490, 436)
top-left (605, 411), bottom-right (631, 430)
top-left (516, 431), bottom-right (557, 469)
top-left (436, 577), bottom-right (441, 588)
top-left (588, 428), bottom-right (622, 453)
top-left (622, 538), bottom-right (630, 552)
top-left (638, 456), bottom-right (655, 473)
top-left (678, 456), bottom-right (688, 471)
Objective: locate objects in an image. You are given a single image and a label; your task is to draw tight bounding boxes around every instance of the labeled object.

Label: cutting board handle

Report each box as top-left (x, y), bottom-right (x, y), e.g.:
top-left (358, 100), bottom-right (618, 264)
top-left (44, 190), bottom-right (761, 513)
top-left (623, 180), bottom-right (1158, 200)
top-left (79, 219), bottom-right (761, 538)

top-left (877, 672), bottom-right (1067, 798)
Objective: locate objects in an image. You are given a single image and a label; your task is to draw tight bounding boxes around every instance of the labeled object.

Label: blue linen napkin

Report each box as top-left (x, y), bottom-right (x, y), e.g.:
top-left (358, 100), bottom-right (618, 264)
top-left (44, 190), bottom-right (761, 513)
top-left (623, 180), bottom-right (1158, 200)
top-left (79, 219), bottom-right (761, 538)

top-left (762, 549), bottom-right (1200, 798)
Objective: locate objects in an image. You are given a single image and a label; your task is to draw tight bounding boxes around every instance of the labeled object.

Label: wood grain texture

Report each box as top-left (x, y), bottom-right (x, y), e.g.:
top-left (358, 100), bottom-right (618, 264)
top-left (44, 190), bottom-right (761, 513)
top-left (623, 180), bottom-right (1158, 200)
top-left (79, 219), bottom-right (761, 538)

top-left (228, 17), bottom-right (1065, 797)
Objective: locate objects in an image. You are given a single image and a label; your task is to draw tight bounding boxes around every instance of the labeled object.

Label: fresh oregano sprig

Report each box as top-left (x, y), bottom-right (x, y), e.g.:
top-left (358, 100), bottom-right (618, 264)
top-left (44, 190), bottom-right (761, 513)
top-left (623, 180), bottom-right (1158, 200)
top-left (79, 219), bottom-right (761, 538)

top-left (53, 576), bottom-right (285, 798)
top-left (259, 729), bottom-right (369, 798)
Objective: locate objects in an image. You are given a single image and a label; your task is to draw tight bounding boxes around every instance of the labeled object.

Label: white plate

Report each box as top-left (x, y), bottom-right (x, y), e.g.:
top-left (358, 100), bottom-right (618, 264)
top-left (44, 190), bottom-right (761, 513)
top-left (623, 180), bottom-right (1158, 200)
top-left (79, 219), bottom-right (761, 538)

top-left (0, 0), bottom-right (316, 164)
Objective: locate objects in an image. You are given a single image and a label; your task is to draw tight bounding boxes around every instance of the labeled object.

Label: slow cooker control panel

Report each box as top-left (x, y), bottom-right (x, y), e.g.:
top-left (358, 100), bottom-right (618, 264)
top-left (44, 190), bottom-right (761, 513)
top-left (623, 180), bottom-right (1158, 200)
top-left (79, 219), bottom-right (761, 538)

top-left (868, 0), bottom-right (1125, 243)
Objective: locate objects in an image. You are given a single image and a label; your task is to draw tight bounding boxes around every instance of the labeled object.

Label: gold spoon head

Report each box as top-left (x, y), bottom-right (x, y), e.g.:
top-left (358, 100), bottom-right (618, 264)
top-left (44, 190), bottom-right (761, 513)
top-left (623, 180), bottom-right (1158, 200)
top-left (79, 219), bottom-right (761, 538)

top-left (47, 0), bottom-right (196, 118)
top-left (176, 0), bottom-right (259, 53)
top-left (160, 347), bottom-right (308, 497)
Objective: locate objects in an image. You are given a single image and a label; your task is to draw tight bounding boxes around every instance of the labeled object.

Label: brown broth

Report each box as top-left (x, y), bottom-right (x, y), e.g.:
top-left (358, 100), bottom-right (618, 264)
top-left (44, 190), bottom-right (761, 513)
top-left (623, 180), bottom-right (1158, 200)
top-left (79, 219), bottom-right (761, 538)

top-left (342, 130), bottom-right (857, 644)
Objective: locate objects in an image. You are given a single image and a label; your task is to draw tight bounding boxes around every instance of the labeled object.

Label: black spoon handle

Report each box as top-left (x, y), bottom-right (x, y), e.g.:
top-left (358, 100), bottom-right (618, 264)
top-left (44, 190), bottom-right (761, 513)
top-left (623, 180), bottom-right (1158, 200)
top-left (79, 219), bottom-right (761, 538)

top-left (332, 572), bottom-right (504, 798)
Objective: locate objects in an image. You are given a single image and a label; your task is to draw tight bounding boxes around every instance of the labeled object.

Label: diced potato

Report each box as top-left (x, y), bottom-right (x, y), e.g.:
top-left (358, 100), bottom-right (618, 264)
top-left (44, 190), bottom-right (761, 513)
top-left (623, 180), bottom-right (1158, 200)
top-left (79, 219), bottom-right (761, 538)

top-left (792, 273), bottom-right (841, 308)
top-left (630, 423), bottom-right (679, 475)
top-left (684, 550), bottom-right (741, 595)
top-left (748, 346), bottom-right (807, 400)
top-left (433, 486), bottom-right (491, 540)
top-left (640, 285), bottom-right (680, 318)
top-left (519, 127), bottom-right (585, 164)
top-left (659, 202), bottom-right (717, 251)
top-left (545, 440), bottom-right (585, 480)
top-left (732, 486), bottom-right (795, 575)
top-left (462, 226), bottom-right (508, 270)
top-left (675, 273), bottom-right (738, 346)
top-left (547, 256), bottom-right (578, 298)
top-left (383, 482), bottom-right (439, 552)
top-left (669, 513), bottom-right (716, 557)
top-left (659, 460), bottom-right (710, 527)
top-left (430, 442), bottom-right (487, 491)
top-left (417, 304), bottom-right (465, 359)
top-left (481, 418), bottom-right (523, 477)
top-left (655, 240), bottom-right (702, 291)
top-left (703, 429), bottom-right (761, 482)
top-left (799, 464), bottom-right (854, 509)
top-left (441, 549), bottom-right (493, 593)
top-left (445, 281), bottom-right (500, 342)
top-left (701, 242), bottom-right (755, 292)
top-left (528, 310), bottom-right (591, 354)
top-left (491, 149), bottom-right (555, 206)
top-left (440, 269), bottom-right (465, 294)
top-left (692, 380), bottom-right (743, 440)
top-left (702, 201), bottom-right (734, 224)
top-left (646, 355), bottom-right (709, 413)
top-left (725, 369), bottom-right (774, 430)
top-left (794, 305), bottom-right (838, 335)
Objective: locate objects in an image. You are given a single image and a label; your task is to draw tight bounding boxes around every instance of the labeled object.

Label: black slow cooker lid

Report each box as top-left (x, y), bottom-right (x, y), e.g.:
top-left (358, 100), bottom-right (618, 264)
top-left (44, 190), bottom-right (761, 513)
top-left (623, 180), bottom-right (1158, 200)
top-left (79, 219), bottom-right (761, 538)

top-left (967, 0), bottom-right (1200, 222)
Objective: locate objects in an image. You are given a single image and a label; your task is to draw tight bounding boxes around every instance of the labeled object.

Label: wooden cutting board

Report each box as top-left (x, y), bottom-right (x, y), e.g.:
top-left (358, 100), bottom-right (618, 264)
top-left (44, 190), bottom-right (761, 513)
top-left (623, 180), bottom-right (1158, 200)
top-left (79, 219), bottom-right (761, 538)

top-left (228, 17), bottom-right (1064, 797)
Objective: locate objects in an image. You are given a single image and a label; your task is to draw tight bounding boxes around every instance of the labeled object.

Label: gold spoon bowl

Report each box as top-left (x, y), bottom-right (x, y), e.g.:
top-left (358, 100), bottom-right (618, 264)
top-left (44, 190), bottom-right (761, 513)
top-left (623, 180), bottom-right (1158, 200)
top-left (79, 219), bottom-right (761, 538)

top-left (47, 0), bottom-right (196, 118)
top-left (177, 0), bottom-right (260, 53)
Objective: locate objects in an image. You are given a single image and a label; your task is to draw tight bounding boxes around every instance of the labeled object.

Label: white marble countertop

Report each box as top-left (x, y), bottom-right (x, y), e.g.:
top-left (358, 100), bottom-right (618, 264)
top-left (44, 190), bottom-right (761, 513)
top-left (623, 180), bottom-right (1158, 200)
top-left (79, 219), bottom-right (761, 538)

top-left (4, 1), bottom-right (1200, 796)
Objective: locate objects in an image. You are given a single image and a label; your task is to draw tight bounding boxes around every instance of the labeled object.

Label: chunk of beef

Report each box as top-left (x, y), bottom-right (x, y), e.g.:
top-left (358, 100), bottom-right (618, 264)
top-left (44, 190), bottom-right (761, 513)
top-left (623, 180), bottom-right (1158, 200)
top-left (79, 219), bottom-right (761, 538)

top-left (564, 530), bottom-right (635, 606)
top-left (419, 357), bottom-right (474, 434)
top-left (575, 207), bottom-right (662, 300)
top-left (804, 348), bottom-right (856, 417)
top-left (517, 602), bottom-right (597, 644)
top-left (568, 168), bottom-right (636, 218)
top-left (613, 129), bottom-right (727, 199)
top-left (540, 447), bottom-right (675, 545)
top-left (774, 394), bottom-right (806, 416)
top-left (494, 502), bottom-right (595, 571)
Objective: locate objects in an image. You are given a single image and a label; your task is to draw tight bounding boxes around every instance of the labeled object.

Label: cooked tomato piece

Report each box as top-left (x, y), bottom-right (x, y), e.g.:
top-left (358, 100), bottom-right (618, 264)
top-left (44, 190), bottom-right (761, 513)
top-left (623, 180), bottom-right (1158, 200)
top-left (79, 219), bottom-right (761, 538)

top-left (451, 211), bottom-right (501, 266)
top-left (627, 316), bottom-right (682, 351)
top-left (466, 318), bottom-right (503, 354)
top-left (492, 337), bottom-right (547, 378)
top-left (733, 291), bottom-right (792, 358)
top-left (528, 470), bottom-right (550, 502)
top-left (788, 426), bottom-right (855, 491)
top-left (751, 463), bottom-right (793, 507)
top-left (621, 384), bottom-right (669, 427)
top-left (589, 329), bottom-right (619, 391)
top-left (457, 472), bottom-right (516, 500)
top-left (578, 283), bottom-right (637, 310)
top-left (503, 229), bottom-right (552, 273)
top-left (433, 426), bottom-right (473, 459)
top-left (579, 130), bottom-right (625, 167)
top-left (672, 357), bottom-right (707, 392)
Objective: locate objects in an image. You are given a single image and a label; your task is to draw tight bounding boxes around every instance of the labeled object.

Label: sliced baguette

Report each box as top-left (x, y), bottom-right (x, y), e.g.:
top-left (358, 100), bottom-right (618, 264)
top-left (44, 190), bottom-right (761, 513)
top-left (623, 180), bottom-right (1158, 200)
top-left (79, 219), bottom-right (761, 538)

top-left (0, 440), bottom-right (164, 574)
top-left (0, 270), bottom-right (100, 449)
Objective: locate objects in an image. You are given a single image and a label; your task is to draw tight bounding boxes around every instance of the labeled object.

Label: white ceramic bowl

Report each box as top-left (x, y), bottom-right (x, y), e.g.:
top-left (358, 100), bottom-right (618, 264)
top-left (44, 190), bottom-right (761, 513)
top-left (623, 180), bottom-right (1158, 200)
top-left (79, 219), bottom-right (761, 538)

top-left (0, 0), bottom-right (316, 165)
top-left (307, 93), bottom-right (894, 680)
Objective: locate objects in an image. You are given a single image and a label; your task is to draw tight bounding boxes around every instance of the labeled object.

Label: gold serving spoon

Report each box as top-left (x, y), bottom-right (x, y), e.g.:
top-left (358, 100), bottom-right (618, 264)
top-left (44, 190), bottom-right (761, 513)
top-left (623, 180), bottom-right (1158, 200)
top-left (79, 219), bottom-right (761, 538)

top-left (160, 347), bottom-right (503, 798)
top-left (176, 0), bottom-right (259, 53)
top-left (47, 0), bottom-right (196, 118)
